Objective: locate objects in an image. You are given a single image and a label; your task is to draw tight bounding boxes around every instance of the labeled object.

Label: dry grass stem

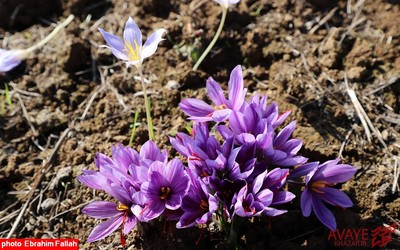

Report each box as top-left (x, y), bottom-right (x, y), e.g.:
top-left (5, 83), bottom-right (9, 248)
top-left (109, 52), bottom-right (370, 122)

top-left (309, 7), bottom-right (338, 35)
top-left (344, 76), bottom-right (386, 148)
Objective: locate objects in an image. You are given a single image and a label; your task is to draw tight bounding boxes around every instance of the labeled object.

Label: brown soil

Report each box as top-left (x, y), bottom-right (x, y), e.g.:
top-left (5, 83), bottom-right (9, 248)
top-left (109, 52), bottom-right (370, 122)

top-left (1, 0), bottom-right (399, 249)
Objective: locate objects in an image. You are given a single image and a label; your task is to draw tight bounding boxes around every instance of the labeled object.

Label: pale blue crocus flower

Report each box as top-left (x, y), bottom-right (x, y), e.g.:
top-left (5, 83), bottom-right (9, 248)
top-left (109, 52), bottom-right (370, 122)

top-left (98, 17), bottom-right (166, 68)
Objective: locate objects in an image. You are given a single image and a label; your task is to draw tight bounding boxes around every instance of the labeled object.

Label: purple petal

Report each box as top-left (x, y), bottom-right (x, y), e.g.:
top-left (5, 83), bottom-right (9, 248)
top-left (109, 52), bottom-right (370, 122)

top-left (236, 133), bottom-right (256, 145)
top-left (87, 216), bottom-right (123, 242)
top-left (142, 28), bottom-right (167, 59)
top-left (300, 189), bottom-right (312, 217)
top-left (206, 77), bottom-right (226, 106)
top-left (252, 169), bottom-right (268, 194)
top-left (77, 171), bottom-right (108, 190)
top-left (312, 195), bottom-right (337, 230)
top-left (140, 140), bottom-right (165, 162)
top-left (217, 125), bottom-right (234, 140)
top-left (166, 194), bottom-right (183, 210)
top-left (123, 215), bottom-right (137, 234)
top-left (167, 159), bottom-right (190, 194)
top-left (263, 207), bottom-right (287, 217)
top-left (98, 28), bottom-right (128, 60)
top-left (123, 17), bottom-right (142, 49)
top-left (276, 155), bottom-right (308, 167)
top-left (272, 191), bottom-right (295, 205)
top-left (82, 201), bottom-right (121, 219)
top-left (179, 98), bottom-right (214, 119)
top-left (319, 187), bottom-right (353, 208)
top-left (289, 162), bottom-right (319, 179)
top-left (112, 144), bottom-right (140, 171)
top-left (140, 200), bottom-right (165, 221)
top-left (317, 163), bottom-right (357, 183)
top-left (273, 111), bottom-right (291, 128)
top-left (274, 121), bottom-right (296, 148)
top-left (212, 109), bottom-right (231, 122)
top-left (229, 111), bottom-right (247, 135)
top-left (255, 189), bottom-right (273, 207)
top-left (228, 65), bottom-right (246, 110)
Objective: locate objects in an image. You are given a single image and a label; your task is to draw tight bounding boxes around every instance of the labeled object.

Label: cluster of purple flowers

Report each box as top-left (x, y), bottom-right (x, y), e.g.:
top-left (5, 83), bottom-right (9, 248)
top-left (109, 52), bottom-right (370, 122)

top-left (78, 65), bottom-right (356, 243)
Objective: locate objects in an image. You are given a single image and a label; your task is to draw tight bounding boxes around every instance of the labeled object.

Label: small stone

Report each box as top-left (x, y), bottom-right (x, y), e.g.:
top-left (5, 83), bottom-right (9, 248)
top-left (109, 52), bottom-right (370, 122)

top-left (41, 198), bottom-right (57, 211)
top-left (49, 166), bottom-right (72, 190)
top-left (165, 80), bottom-right (180, 90)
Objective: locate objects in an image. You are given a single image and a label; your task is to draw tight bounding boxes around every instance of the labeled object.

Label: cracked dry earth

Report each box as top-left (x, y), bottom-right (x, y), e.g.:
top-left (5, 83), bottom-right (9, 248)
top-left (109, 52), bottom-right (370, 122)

top-left (0, 0), bottom-right (399, 249)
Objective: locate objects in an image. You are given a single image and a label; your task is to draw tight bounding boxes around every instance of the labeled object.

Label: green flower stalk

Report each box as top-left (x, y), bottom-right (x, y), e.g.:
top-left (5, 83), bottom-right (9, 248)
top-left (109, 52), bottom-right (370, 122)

top-left (192, 0), bottom-right (240, 71)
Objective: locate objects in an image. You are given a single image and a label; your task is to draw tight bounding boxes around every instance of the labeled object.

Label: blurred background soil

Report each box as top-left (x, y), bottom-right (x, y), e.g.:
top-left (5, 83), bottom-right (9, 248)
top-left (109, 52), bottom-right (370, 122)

top-left (0, 0), bottom-right (399, 249)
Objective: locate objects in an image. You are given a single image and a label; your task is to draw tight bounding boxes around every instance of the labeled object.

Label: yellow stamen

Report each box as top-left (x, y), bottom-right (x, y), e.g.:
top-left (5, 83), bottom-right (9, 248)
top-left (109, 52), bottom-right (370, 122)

top-left (310, 180), bottom-right (328, 194)
top-left (214, 104), bottom-right (228, 110)
top-left (124, 40), bottom-right (140, 61)
top-left (116, 204), bottom-right (129, 211)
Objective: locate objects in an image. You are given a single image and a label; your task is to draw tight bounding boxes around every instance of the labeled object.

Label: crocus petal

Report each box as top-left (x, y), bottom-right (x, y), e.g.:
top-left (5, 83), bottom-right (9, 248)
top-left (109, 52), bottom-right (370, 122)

top-left (312, 195), bottom-right (337, 230)
top-left (228, 65), bottom-right (245, 110)
top-left (82, 201), bottom-right (121, 219)
top-left (77, 171), bottom-right (108, 190)
top-left (123, 215), bottom-right (137, 234)
top-left (229, 111), bottom-right (247, 135)
top-left (319, 187), bottom-right (353, 208)
top-left (166, 194), bottom-right (183, 210)
top-left (274, 121), bottom-right (296, 148)
top-left (140, 200), bottom-right (166, 222)
top-left (212, 109), bottom-right (232, 122)
top-left (289, 162), bottom-right (319, 179)
top-left (98, 28), bottom-right (128, 60)
top-left (0, 49), bottom-right (25, 73)
top-left (317, 164), bottom-right (357, 184)
top-left (206, 77), bottom-right (226, 106)
top-left (217, 125), bottom-right (234, 140)
top-left (140, 140), bottom-right (165, 163)
top-left (141, 28), bottom-right (167, 59)
top-left (272, 191), bottom-right (295, 205)
top-left (276, 155), bottom-right (308, 167)
top-left (273, 110), bottom-right (291, 128)
top-left (179, 98), bottom-right (214, 118)
top-left (123, 17), bottom-right (142, 50)
top-left (87, 216), bottom-right (123, 242)
top-left (112, 144), bottom-right (140, 171)
top-left (300, 189), bottom-right (312, 217)
top-left (263, 207), bottom-right (287, 217)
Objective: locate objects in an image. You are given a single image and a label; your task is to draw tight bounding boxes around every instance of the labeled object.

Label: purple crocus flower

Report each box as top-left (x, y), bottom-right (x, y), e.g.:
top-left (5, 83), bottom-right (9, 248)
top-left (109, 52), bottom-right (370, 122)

top-left (179, 65), bottom-right (247, 122)
top-left (177, 170), bottom-right (218, 228)
top-left (78, 142), bottom-right (164, 243)
top-left (232, 183), bottom-right (265, 217)
top-left (98, 17), bottom-right (166, 68)
top-left (0, 49), bottom-right (25, 73)
top-left (290, 159), bottom-right (357, 230)
top-left (137, 159), bottom-right (190, 221)
top-left (78, 145), bottom-right (140, 243)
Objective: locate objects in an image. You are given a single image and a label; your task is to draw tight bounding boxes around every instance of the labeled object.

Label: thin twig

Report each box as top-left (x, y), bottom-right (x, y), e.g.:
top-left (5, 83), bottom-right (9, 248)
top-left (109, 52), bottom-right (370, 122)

top-left (392, 156), bottom-right (399, 194)
top-left (344, 75), bottom-right (386, 148)
top-left (309, 7), bottom-right (338, 35)
top-left (15, 93), bottom-right (38, 137)
top-left (80, 84), bottom-right (106, 120)
top-left (339, 129), bottom-right (353, 158)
